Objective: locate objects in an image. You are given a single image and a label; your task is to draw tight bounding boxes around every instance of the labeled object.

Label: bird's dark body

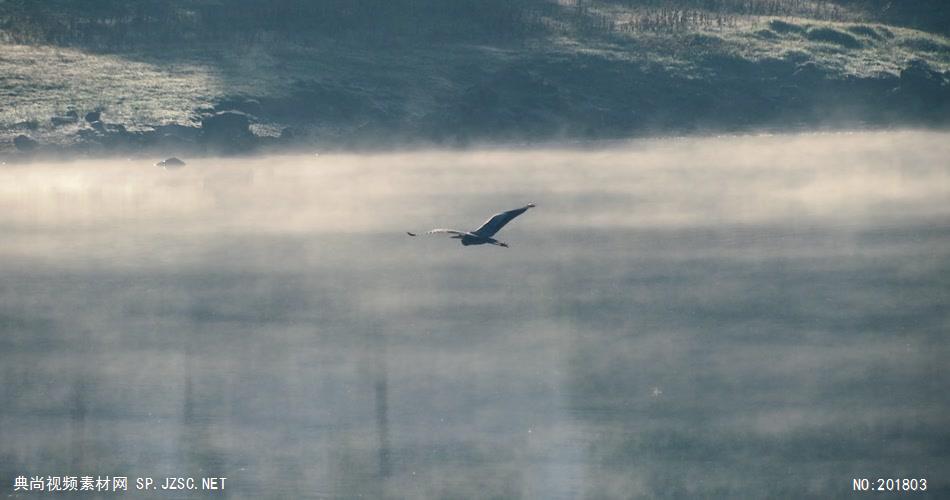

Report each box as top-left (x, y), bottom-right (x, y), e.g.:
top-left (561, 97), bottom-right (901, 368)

top-left (459, 234), bottom-right (498, 246)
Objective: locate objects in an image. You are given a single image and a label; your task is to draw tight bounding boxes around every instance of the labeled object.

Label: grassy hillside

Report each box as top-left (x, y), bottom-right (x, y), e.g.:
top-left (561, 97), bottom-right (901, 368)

top-left (1, 0), bottom-right (948, 157)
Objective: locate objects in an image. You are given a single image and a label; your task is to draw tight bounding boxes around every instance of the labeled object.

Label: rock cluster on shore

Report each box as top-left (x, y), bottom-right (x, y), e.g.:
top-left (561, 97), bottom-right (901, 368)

top-left (8, 103), bottom-right (294, 159)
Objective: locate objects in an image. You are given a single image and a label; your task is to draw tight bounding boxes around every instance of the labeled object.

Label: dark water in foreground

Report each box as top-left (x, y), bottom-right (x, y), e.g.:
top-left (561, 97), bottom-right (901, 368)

top-left (1, 131), bottom-right (949, 498)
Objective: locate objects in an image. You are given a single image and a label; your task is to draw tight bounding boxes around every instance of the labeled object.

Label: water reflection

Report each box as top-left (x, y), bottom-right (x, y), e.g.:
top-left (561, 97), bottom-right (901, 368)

top-left (1, 131), bottom-right (949, 498)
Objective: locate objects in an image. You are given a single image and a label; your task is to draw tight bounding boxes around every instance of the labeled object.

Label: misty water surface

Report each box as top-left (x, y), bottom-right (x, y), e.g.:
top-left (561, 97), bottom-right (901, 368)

top-left (1, 131), bottom-right (949, 498)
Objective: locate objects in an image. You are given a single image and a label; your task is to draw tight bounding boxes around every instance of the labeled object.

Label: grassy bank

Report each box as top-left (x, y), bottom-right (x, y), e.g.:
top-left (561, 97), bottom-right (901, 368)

top-left (1, 1), bottom-right (948, 157)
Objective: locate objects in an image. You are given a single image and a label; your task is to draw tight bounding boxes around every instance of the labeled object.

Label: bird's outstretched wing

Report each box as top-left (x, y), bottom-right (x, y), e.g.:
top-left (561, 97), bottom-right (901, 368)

top-left (472, 203), bottom-right (535, 237)
top-left (407, 229), bottom-right (470, 238)
top-left (425, 229), bottom-right (469, 236)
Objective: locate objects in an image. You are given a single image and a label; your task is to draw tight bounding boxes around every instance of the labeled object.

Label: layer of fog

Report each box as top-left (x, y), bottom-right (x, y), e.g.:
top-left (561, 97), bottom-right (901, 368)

top-left (1, 130), bottom-right (948, 498)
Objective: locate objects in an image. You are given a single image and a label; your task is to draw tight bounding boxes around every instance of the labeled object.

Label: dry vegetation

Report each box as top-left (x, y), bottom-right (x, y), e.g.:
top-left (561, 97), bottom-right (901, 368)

top-left (0, 0), bottom-right (947, 154)
top-left (1, 0), bottom-right (944, 48)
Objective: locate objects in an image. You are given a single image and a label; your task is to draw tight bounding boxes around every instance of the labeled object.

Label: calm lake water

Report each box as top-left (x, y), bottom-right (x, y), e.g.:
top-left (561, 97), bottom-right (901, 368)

top-left (2, 131), bottom-right (949, 498)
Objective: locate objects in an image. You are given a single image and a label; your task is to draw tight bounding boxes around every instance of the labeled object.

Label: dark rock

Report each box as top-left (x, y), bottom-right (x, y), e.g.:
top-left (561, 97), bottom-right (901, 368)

top-left (14, 120), bottom-right (39, 130)
top-left (76, 128), bottom-right (102, 140)
top-left (13, 135), bottom-right (38, 152)
top-left (106, 123), bottom-right (127, 134)
top-left (156, 157), bottom-right (186, 168)
top-left (85, 111), bottom-right (101, 123)
top-left (51, 115), bottom-right (78, 126)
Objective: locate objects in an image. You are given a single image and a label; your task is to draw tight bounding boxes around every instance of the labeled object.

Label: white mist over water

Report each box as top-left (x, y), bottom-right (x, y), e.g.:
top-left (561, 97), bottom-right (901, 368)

top-left (1, 130), bottom-right (948, 498)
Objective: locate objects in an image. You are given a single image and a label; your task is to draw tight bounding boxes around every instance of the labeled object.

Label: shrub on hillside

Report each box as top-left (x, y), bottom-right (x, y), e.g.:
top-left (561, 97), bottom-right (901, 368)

top-left (768, 19), bottom-right (804, 34)
top-left (846, 25), bottom-right (885, 40)
top-left (805, 26), bottom-right (862, 48)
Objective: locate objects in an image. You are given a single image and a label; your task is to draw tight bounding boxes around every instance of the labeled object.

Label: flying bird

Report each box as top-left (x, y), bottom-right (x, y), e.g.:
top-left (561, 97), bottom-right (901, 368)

top-left (408, 203), bottom-right (536, 248)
